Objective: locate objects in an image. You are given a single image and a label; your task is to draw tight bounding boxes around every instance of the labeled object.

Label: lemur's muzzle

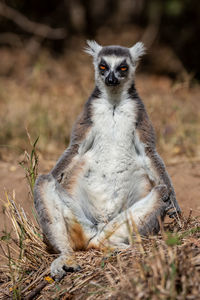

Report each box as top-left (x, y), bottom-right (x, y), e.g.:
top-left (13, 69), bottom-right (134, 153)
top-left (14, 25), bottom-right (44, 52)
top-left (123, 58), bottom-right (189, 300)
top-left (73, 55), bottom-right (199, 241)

top-left (105, 72), bottom-right (119, 86)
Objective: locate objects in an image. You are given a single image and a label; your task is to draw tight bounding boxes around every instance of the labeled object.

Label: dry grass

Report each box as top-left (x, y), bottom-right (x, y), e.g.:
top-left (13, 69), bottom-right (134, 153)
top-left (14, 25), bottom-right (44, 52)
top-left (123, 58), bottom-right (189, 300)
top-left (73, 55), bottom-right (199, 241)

top-left (0, 191), bottom-right (199, 300)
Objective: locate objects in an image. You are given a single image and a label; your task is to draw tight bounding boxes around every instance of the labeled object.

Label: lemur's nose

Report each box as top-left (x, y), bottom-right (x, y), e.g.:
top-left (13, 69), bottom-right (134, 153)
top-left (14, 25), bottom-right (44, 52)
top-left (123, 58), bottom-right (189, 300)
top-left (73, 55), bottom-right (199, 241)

top-left (105, 72), bottom-right (119, 86)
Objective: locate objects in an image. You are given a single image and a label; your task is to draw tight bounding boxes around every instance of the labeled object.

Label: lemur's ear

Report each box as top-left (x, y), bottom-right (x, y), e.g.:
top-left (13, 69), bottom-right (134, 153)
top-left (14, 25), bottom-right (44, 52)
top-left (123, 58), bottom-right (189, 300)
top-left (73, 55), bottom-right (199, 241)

top-left (129, 42), bottom-right (146, 63)
top-left (84, 40), bottom-right (102, 58)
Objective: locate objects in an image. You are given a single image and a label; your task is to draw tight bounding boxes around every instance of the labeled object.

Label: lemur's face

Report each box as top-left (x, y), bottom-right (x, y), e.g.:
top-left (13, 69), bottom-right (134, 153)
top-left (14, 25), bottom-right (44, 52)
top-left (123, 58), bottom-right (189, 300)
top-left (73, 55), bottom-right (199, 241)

top-left (97, 55), bottom-right (131, 87)
top-left (85, 41), bottom-right (145, 89)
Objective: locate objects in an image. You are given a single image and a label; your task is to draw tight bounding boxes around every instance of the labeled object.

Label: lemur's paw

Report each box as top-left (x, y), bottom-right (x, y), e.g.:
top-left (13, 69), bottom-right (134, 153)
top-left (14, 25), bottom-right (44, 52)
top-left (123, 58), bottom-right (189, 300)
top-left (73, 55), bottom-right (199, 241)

top-left (154, 184), bottom-right (169, 202)
top-left (51, 254), bottom-right (81, 281)
top-left (167, 200), bottom-right (182, 218)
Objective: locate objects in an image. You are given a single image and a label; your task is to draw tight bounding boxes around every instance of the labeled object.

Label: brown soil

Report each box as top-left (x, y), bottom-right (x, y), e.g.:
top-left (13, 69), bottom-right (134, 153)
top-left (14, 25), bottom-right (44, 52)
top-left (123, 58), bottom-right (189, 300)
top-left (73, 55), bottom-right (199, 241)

top-left (0, 158), bottom-right (199, 234)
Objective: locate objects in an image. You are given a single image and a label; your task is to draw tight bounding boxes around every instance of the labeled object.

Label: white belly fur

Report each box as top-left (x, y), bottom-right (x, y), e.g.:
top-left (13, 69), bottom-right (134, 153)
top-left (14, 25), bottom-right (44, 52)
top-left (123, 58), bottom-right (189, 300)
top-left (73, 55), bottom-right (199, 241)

top-left (76, 97), bottom-right (152, 222)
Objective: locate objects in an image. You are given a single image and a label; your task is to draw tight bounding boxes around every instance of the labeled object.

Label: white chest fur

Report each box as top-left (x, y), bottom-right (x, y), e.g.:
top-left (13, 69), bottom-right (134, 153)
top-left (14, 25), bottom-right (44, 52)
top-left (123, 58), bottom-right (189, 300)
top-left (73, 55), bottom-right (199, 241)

top-left (77, 97), bottom-right (151, 222)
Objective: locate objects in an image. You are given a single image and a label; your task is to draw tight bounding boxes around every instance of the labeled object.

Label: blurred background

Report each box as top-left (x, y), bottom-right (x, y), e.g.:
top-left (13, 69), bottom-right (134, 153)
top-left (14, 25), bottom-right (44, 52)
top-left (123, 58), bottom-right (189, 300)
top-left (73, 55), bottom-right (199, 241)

top-left (0, 0), bottom-right (199, 159)
top-left (0, 0), bottom-right (200, 77)
top-left (0, 0), bottom-right (200, 217)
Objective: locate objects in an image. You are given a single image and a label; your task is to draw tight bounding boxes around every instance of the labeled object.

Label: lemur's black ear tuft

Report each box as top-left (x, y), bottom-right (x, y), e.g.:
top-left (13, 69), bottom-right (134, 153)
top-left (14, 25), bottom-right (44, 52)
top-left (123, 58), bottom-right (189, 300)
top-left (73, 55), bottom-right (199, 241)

top-left (129, 42), bottom-right (146, 63)
top-left (84, 40), bottom-right (102, 58)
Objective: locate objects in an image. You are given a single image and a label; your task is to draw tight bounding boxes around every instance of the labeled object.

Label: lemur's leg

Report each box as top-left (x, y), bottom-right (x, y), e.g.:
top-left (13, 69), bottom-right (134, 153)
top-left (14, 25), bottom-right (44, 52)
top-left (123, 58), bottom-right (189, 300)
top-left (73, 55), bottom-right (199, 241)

top-left (87, 184), bottom-right (169, 250)
top-left (34, 174), bottom-right (95, 281)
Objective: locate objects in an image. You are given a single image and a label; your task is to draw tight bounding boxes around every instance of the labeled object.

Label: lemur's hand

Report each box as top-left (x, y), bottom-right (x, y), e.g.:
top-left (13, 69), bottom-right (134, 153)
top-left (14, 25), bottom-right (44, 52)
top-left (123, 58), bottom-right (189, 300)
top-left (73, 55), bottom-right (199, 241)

top-left (154, 185), bottom-right (180, 218)
top-left (167, 204), bottom-right (181, 218)
top-left (165, 188), bottom-right (181, 218)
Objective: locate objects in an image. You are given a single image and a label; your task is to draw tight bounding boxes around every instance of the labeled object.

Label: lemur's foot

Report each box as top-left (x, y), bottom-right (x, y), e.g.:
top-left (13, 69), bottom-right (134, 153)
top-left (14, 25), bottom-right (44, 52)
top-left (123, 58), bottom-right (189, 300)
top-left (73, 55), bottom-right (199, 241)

top-left (51, 254), bottom-right (81, 281)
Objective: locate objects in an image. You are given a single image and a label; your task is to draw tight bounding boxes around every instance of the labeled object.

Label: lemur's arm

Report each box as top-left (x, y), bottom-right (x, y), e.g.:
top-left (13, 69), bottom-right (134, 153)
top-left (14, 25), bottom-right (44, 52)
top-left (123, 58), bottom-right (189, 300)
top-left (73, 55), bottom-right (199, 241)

top-left (51, 97), bottom-right (94, 183)
top-left (135, 98), bottom-right (181, 215)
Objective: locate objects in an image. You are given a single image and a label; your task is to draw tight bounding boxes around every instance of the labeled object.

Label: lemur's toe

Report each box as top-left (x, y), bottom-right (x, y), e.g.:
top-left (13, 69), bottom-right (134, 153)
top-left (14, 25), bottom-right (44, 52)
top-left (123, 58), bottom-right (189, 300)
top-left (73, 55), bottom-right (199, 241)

top-left (63, 264), bottom-right (81, 273)
top-left (167, 209), bottom-right (181, 218)
top-left (167, 210), bottom-right (176, 218)
top-left (51, 255), bottom-right (81, 281)
top-left (165, 203), bottom-right (173, 211)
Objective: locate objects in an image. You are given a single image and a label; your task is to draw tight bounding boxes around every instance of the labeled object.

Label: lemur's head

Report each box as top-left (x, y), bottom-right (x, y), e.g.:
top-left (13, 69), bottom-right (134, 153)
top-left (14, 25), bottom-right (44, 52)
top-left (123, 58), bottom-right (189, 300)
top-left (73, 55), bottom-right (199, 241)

top-left (85, 41), bottom-right (145, 90)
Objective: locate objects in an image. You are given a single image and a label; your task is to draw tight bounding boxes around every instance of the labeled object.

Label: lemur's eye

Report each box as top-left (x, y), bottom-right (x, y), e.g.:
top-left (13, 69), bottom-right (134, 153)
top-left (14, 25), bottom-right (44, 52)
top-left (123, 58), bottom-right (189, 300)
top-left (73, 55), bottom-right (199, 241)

top-left (120, 66), bottom-right (128, 71)
top-left (99, 65), bottom-right (106, 70)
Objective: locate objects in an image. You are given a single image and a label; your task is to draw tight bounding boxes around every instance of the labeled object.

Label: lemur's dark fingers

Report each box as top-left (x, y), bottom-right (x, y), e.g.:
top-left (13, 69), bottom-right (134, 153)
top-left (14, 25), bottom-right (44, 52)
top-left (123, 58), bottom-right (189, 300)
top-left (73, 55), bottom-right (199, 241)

top-left (165, 204), bottom-right (174, 211)
top-left (63, 264), bottom-right (82, 273)
top-left (168, 199), bottom-right (181, 217)
top-left (167, 209), bottom-right (180, 218)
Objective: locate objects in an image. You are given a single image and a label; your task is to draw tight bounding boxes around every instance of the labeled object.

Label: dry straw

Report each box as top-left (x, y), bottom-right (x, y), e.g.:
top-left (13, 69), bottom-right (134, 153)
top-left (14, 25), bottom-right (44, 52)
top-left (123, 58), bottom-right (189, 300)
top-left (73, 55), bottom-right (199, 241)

top-left (0, 191), bottom-right (199, 299)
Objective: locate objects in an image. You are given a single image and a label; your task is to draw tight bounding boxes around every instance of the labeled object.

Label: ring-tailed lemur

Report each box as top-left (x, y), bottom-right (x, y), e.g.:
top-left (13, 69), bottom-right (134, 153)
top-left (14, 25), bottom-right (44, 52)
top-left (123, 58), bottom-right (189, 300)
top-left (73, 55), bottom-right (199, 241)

top-left (34, 41), bottom-right (181, 281)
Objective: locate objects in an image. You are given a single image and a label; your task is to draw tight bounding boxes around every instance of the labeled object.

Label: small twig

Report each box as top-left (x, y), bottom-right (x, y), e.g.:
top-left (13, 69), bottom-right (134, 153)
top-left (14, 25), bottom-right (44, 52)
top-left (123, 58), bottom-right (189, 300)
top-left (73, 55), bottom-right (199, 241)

top-left (185, 209), bottom-right (193, 227)
top-left (69, 273), bottom-right (97, 293)
top-left (24, 281), bottom-right (48, 300)
top-left (0, 243), bottom-right (8, 258)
